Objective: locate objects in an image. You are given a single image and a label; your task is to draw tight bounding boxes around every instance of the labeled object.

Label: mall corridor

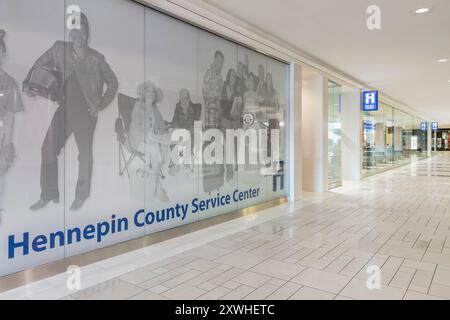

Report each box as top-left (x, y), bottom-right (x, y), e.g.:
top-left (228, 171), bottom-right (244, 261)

top-left (2, 0), bottom-right (450, 308)
top-left (1, 155), bottom-right (449, 300)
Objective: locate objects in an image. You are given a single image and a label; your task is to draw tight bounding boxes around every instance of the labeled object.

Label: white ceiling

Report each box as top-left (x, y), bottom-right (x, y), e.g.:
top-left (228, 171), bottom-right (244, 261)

top-left (199, 0), bottom-right (450, 122)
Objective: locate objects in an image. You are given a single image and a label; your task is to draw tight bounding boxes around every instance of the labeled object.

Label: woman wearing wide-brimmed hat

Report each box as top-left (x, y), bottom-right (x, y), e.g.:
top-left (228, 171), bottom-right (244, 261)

top-left (127, 80), bottom-right (172, 202)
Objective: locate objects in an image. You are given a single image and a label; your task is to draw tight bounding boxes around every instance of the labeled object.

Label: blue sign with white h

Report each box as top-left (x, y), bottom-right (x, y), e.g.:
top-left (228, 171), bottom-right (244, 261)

top-left (362, 91), bottom-right (379, 111)
top-left (420, 122), bottom-right (427, 131)
top-left (432, 122), bottom-right (439, 131)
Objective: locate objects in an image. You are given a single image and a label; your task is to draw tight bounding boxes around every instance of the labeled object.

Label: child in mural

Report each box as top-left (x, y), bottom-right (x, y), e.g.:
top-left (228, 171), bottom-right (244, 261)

top-left (127, 81), bottom-right (171, 202)
top-left (24, 13), bottom-right (118, 211)
top-left (0, 29), bottom-right (24, 220)
top-left (220, 68), bottom-right (243, 181)
top-left (202, 50), bottom-right (225, 194)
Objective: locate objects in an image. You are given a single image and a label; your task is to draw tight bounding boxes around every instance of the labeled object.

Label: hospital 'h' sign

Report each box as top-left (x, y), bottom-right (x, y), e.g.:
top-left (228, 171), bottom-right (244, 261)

top-left (420, 122), bottom-right (427, 131)
top-left (432, 122), bottom-right (439, 131)
top-left (362, 91), bottom-right (379, 111)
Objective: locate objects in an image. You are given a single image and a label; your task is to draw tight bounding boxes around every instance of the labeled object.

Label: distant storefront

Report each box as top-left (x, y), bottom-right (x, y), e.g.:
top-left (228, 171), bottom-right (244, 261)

top-left (436, 129), bottom-right (450, 151)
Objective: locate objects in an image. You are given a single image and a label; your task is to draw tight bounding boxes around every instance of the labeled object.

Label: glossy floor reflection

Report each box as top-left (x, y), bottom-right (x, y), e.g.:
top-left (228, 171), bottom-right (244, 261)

top-left (2, 155), bottom-right (450, 300)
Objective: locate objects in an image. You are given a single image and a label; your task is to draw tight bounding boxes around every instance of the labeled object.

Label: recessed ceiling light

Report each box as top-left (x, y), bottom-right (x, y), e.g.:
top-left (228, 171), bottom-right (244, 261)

top-left (415, 8), bottom-right (430, 14)
top-left (438, 59), bottom-right (448, 62)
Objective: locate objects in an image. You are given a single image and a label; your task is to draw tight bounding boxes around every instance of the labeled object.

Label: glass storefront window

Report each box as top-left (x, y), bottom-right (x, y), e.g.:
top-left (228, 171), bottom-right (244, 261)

top-left (362, 103), bottom-right (392, 174)
top-left (328, 81), bottom-right (342, 189)
top-left (395, 109), bottom-right (414, 164)
top-left (385, 105), bottom-right (395, 165)
top-left (416, 117), bottom-right (428, 158)
top-left (362, 101), bottom-right (430, 176)
top-left (432, 130), bottom-right (437, 153)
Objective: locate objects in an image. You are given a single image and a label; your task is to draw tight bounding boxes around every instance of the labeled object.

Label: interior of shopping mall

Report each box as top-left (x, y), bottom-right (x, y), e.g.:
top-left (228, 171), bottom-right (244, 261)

top-left (0, 0), bottom-right (449, 306)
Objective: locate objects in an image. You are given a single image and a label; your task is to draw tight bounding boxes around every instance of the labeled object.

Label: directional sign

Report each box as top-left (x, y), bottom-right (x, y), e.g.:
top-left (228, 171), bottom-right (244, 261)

top-left (362, 91), bottom-right (379, 111)
top-left (432, 122), bottom-right (439, 131)
top-left (420, 122), bottom-right (427, 131)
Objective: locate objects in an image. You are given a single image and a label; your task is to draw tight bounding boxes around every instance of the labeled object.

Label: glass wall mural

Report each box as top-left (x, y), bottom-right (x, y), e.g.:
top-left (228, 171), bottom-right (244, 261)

top-left (0, 0), bottom-right (290, 277)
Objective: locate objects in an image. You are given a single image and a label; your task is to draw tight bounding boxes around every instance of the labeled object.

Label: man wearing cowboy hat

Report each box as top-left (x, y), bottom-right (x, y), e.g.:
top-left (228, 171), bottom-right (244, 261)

top-left (24, 12), bottom-right (118, 211)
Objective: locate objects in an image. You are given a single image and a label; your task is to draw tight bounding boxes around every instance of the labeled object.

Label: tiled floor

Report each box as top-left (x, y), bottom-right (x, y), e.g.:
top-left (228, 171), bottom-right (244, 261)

top-left (3, 155), bottom-right (450, 300)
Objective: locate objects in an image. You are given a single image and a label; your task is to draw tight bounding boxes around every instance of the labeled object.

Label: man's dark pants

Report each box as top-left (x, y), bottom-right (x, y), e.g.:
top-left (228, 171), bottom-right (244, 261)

top-left (40, 105), bottom-right (97, 201)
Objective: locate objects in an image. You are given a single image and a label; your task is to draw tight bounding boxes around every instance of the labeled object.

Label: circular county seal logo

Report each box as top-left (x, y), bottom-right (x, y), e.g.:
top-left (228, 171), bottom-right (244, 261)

top-left (242, 113), bottom-right (255, 126)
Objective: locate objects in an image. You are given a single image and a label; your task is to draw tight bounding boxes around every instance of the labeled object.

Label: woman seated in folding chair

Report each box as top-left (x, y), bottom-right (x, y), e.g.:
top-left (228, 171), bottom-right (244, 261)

top-left (169, 88), bottom-right (201, 175)
top-left (127, 81), bottom-right (172, 202)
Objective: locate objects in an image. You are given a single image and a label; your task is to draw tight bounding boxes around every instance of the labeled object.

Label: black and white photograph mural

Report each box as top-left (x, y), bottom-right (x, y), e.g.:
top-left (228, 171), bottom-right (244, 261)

top-left (24, 12), bottom-right (118, 212)
top-left (0, 29), bottom-right (24, 223)
top-left (0, 0), bottom-right (289, 277)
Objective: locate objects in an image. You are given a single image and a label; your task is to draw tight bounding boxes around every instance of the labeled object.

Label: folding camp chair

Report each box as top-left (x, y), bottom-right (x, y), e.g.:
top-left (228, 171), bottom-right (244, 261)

top-left (115, 93), bottom-right (146, 178)
top-left (115, 93), bottom-right (175, 179)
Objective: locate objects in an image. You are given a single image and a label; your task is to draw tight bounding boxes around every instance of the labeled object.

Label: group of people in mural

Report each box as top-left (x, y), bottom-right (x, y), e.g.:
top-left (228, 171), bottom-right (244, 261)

top-left (200, 48), bottom-right (281, 196)
top-left (0, 12), bottom-right (282, 212)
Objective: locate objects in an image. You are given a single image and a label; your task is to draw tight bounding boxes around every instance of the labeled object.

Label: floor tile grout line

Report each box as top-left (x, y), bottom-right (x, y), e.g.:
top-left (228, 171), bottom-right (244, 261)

top-left (402, 269), bottom-right (418, 300)
top-left (428, 263), bottom-right (438, 296)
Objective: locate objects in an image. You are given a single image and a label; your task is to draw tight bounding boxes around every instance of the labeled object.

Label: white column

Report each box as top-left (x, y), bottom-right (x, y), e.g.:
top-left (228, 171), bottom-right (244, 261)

top-left (289, 63), bottom-right (302, 201)
top-left (301, 68), bottom-right (328, 192)
top-left (341, 89), bottom-right (362, 181)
